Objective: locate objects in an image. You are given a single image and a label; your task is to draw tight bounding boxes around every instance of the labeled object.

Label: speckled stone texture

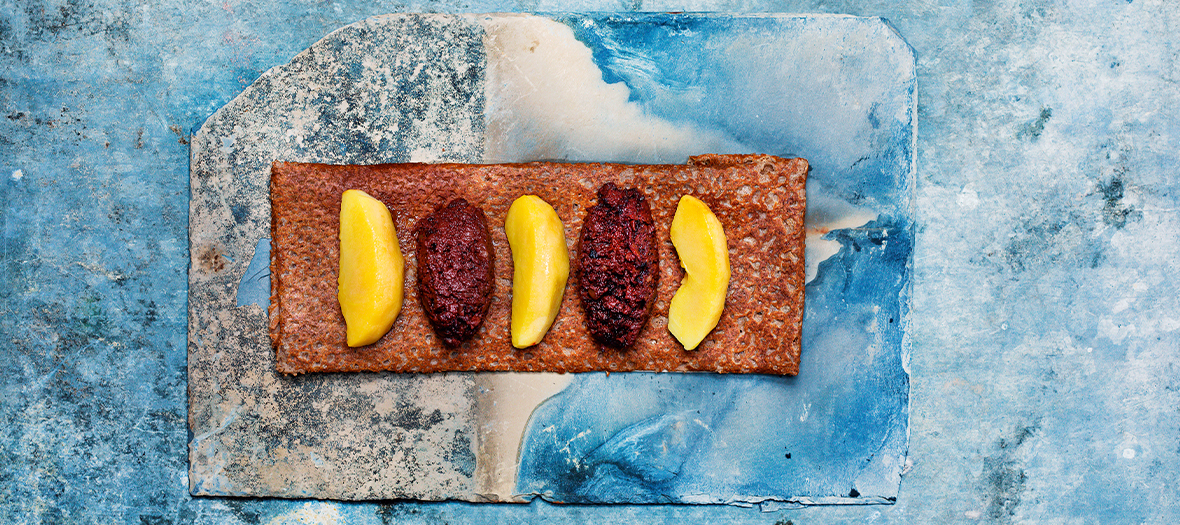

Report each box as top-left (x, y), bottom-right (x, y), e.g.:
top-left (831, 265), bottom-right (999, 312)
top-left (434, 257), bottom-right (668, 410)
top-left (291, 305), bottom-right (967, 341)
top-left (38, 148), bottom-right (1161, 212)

top-left (188, 15), bottom-right (484, 500)
top-left (3, 0), bottom-right (1180, 523)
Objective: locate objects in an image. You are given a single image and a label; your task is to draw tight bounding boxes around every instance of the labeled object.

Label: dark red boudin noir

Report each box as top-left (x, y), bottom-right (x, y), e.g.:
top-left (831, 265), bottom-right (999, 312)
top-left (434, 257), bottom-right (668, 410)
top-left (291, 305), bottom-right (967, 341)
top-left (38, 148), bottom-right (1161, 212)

top-left (576, 183), bottom-right (660, 348)
top-left (414, 198), bottom-right (495, 347)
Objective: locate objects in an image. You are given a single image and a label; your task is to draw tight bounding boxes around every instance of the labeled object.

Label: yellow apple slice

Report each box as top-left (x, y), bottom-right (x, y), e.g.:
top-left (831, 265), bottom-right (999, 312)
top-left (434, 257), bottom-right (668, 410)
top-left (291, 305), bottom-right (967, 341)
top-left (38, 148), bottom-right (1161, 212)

top-left (338, 189), bottom-right (404, 347)
top-left (668, 195), bottom-right (731, 350)
top-left (505, 195), bottom-right (570, 348)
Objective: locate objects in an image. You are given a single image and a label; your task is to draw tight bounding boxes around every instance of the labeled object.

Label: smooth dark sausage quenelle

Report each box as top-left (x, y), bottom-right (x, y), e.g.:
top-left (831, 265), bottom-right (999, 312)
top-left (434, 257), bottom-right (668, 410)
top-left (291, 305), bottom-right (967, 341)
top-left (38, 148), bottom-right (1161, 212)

top-left (415, 198), bottom-right (495, 347)
top-left (576, 183), bottom-right (660, 348)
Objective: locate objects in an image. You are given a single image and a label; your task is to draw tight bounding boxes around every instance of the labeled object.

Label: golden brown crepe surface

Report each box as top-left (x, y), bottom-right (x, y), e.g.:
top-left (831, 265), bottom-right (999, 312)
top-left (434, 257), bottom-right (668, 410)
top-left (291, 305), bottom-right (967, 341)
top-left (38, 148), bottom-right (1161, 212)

top-left (270, 154), bottom-right (807, 375)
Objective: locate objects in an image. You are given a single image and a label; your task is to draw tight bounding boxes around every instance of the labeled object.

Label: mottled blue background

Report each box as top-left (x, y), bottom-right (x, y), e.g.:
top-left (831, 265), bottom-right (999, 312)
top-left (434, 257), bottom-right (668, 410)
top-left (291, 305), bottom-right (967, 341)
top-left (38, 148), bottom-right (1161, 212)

top-left (3, 1), bottom-right (1180, 524)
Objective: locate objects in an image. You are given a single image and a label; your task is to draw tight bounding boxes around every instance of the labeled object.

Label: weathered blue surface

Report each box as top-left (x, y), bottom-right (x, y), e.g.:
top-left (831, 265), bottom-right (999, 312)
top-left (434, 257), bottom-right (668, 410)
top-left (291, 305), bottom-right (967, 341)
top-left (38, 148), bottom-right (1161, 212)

top-left (3, 1), bottom-right (1180, 524)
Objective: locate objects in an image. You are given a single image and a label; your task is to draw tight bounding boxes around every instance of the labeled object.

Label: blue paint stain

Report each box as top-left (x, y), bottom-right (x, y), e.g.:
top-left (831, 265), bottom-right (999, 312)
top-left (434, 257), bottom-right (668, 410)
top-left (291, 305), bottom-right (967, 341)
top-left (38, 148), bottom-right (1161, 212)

top-left (555, 13), bottom-right (916, 216)
top-left (236, 237), bottom-right (271, 308)
top-left (518, 219), bottom-right (913, 503)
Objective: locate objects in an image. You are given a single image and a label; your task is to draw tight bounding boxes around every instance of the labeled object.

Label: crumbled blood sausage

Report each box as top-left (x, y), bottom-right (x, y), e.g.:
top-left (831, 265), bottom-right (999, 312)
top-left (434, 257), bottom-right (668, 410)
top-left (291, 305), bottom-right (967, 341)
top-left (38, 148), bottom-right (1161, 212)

top-left (415, 198), bottom-right (495, 347)
top-left (576, 183), bottom-right (660, 348)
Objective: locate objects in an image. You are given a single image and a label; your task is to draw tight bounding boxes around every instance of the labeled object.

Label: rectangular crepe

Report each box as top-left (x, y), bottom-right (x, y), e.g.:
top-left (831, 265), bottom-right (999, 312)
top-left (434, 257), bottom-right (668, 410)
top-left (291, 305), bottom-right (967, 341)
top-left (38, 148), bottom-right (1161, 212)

top-left (270, 154), bottom-right (807, 375)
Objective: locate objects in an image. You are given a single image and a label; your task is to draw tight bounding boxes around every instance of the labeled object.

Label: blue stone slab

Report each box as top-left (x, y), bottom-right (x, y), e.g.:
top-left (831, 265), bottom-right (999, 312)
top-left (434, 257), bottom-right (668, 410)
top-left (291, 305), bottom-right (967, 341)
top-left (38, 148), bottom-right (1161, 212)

top-left (512, 13), bottom-right (915, 505)
top-left (187, 12), bottom-right (914, 504)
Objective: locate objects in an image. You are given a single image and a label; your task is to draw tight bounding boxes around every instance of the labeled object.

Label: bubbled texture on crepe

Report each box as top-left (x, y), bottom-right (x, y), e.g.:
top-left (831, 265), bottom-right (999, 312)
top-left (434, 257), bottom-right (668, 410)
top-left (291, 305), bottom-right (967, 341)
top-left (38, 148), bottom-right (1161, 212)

top-left (270, 155), bottom-right (807, 375)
